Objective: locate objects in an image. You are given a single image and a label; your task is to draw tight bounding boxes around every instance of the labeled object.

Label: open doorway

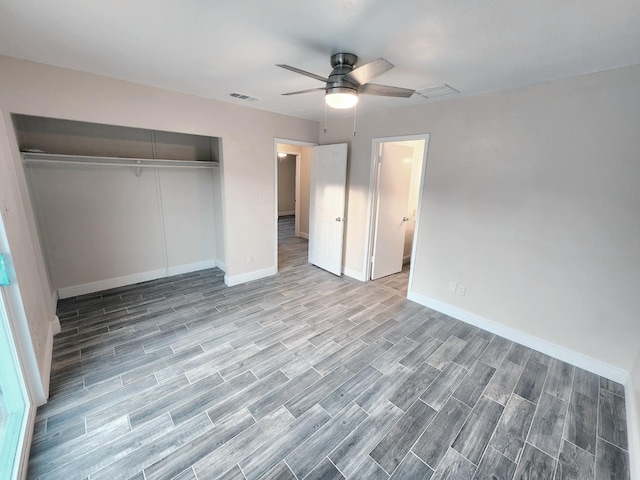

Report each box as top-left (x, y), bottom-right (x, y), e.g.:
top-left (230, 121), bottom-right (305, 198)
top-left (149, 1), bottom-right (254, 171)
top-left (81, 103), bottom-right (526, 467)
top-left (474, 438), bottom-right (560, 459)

top-left (274, 140), bottom-right (315, 272)
top-left (366, 135), bottom-right (429, 293)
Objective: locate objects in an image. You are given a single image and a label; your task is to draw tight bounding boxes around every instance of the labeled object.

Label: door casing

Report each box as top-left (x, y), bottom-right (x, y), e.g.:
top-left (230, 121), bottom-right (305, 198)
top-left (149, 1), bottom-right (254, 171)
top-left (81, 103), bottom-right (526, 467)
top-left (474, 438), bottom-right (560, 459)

top-left (364, 134), bottom-right (430, 294)
top-left (273, 138), bottom-right (317, 272)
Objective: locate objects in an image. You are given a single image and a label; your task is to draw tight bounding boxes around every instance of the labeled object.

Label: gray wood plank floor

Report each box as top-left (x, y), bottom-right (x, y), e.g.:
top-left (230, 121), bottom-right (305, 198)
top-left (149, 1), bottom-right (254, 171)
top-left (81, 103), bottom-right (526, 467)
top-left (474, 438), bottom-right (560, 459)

top-left (28, 216), bottom-right (630, 479)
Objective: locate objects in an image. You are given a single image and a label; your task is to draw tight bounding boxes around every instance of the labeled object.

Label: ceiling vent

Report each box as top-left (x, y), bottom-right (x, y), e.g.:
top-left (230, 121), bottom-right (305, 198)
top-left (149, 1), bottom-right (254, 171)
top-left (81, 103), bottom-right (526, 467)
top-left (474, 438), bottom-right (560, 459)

top-left (229, 92), bottom-right (259, 102)
top-left (416, 84), bottom-right (460, 99)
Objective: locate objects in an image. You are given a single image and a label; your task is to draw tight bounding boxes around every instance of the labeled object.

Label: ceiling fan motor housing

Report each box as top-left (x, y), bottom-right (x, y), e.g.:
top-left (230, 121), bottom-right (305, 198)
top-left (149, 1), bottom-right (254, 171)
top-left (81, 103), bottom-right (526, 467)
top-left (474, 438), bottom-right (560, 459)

top-left (327, 53), bottom-right (359, 94)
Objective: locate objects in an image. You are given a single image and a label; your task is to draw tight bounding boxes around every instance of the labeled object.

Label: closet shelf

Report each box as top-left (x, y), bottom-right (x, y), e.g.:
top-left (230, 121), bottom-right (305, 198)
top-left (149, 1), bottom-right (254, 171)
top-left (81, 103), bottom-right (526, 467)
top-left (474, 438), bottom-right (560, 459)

top-left (22, 152), bottom-right (219, 170)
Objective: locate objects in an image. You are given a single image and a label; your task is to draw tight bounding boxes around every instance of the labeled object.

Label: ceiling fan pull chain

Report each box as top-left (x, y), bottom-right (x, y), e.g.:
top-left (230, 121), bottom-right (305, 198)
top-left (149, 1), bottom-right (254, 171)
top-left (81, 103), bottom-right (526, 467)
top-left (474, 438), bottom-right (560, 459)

top-left (324, 101), bottom-right (328, 134)
top-left (353, 103), bottom-right (357, 137)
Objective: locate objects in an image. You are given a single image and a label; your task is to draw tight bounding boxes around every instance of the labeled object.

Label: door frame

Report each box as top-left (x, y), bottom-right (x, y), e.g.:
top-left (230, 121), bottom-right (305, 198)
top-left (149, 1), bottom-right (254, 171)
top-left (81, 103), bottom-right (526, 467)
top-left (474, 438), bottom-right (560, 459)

top-left (0, 215), bottom-right (41, 479)
top-left (273, 138), bottom-right (317, 273)
top-left (364, 134), bottom-right (430, 292)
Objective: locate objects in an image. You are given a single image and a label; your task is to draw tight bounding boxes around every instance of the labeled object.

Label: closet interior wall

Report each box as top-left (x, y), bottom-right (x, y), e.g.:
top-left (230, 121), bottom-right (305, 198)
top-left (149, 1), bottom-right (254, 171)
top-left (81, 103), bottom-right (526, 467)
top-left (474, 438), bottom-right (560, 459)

top-left (13, 115), bottom-right (224, 298)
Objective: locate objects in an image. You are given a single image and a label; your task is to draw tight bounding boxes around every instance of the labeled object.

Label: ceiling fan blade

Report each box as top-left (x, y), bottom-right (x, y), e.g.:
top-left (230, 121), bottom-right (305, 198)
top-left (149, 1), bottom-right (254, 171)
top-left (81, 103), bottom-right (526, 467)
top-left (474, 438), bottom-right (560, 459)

top-left (359, 83), bottom-right (415, 98)
top-left (276, 64), bottom-right (328, 83)
top-left (281, 87), bottom-right (326, 96)
top-left (343, 58), bottom-right (394, 85)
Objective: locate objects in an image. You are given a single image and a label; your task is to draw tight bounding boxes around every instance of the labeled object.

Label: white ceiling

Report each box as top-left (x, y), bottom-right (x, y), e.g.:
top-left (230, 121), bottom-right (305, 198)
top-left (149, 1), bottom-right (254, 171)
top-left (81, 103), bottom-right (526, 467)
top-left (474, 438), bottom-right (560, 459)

top-left (1, 0), bottom-right (640, 121)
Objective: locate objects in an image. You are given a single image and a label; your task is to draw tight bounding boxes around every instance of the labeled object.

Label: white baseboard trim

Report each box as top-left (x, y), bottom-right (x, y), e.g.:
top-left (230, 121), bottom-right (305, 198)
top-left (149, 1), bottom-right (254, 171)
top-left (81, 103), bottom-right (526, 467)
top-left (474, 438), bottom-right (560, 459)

top-left (407, 290), bottom-right (629, 383)
top-left (167, 260), bottom-right (216, 277)
top-left (343, 266), bottom-right (366, 282)
top-left (215, 260), bottom-right (228, 273)
top-left (57, 260), bottom-right (218, 299)
top-left (298, 232), bottom-right (309, 240)
top-left (51, 315), bottom-right (61, 336)
top-left (278, 211), bottom-right (295, 216)
top-left (627, 375), bottom-right (640, 480)
top-left (224, 266), bottom-right (277, 287)
top-left (58, 268), bottom-right (167, 299)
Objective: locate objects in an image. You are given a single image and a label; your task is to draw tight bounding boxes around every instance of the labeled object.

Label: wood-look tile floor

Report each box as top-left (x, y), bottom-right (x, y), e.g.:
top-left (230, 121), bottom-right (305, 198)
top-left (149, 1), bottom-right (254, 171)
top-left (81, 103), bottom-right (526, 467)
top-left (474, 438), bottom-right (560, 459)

top-left (28, 217), bottom-right (630, 479)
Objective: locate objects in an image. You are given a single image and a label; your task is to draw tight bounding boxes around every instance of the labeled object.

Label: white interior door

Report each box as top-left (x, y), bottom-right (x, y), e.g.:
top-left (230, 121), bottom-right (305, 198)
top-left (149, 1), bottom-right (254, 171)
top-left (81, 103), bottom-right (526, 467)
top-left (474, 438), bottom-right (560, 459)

top-left (308, 143), bottom-right (348, 276)
top-left (371, 143), bottom-right (413, 280)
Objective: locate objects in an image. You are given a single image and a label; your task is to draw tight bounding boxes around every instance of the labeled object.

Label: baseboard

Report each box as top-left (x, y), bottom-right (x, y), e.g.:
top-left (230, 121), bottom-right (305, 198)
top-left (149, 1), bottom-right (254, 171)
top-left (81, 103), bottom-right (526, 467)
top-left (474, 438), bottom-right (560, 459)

top-left (278, 211), bottom-right (295, 216)
top-left (57, 260), bottom-right (218, 299)
top-left (343, 266), bottom-right (366, 282)
top-left (224, 266), bottom-right (277, 287)
top-left (51, 314), bottom-right (61, 335)
top-left (298, 232), bottom-right (309, 240)
top-left (407, 290), bottom-right (628, 384)
top-left (167, 260), bottom-right (216, 277)
top-left (627, 373), bottom-right (640, 480)
top-left (58, 268), bottom-right (167, 299)
top-left (215, 260), bottom-right (228, 273)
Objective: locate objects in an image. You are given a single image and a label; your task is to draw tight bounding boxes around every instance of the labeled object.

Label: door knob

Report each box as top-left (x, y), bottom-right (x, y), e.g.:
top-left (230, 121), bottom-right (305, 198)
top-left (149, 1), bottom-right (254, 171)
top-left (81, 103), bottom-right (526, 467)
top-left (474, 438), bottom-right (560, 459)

top-left (402, 217), bottom-right (410, 222)
top-left (335, 217), bottom-right (342, 222)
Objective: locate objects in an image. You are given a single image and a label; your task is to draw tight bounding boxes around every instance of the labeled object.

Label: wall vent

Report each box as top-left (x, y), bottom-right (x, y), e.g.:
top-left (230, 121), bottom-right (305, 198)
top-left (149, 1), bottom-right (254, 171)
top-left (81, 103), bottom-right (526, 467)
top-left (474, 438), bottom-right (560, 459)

top-left (229, 92), bottom-right (259, 102)
top-left (416, 84), bottom-right (460, 99)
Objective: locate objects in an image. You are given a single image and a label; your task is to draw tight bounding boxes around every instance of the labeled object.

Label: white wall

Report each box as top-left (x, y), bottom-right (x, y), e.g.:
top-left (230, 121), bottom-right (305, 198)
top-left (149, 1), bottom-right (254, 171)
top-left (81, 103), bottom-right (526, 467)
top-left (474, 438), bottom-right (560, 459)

top-left (0, 54), bottom-right (318, 395)
top-left (0, 54), bottom-right (318, 281)
top-left (158, 169), bottom-right (217, 270)
top-left (26, 163), bottom-right (219, 297)
top-left (322, 64), bottom-right (640, 379)
top-left (0, 113), bottom-right (52, 404)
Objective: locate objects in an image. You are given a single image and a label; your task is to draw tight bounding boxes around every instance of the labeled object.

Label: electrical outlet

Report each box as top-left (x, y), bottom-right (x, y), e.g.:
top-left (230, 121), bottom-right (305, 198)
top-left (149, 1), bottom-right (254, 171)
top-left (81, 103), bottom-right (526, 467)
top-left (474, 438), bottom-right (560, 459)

top-left (448, 281), bottom-right (457, 293)
top-left (456, 284), bottom-right (466, 296)
top-left (246, 254), bottom-right (253, 263)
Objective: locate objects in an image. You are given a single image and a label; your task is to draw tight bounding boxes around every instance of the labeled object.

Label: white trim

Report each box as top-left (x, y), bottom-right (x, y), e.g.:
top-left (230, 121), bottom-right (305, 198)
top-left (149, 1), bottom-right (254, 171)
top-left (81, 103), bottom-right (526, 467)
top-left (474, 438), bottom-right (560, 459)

top-left (215, 260), bottom-right (228, 273)
top-left (57, 260), bottom-right (217, 299)
top-left (627, 373), bottom-right (640, 480)
top-left (364, 134), bottom-right (430, 282)
top-left (299, 232), bottom-right (309, 240)
top-left (343, 266), bottom-right (366, 282)
top-left (274, 139), bottom-right (318, 148)
top-left (58, 269), bottom-right (164, 298)
top-left (15, 404), bottom-right (36, 480)
top-left (167, 260), bottom-right (217, 277)
top-left (295, 154), bottom-right (301, 237)
top-left (407, 290), bottom-right (628, 383)
top-left (41, 323), bottom-right (55, 399)
top-left (278, 211), bottom-right (296, 216)
top-left (407, 136), bottom-right (430, 296)
top-left (273, 138), bottom-right (317, 274)
top-left (50, 315), bottom-right (61, 336)
top-left (224, 265), bottom-right (277, 287)
top-left (22, 152), bottom-right (219, 169)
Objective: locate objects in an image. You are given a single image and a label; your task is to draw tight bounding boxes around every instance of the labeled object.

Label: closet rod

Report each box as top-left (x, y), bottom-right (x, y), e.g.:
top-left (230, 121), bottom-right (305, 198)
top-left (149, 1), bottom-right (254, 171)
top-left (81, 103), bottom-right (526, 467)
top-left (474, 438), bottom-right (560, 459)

top-left (23, 158), bottom-right (218, 169)
top-left (22, 153), bottom-right (219, 170)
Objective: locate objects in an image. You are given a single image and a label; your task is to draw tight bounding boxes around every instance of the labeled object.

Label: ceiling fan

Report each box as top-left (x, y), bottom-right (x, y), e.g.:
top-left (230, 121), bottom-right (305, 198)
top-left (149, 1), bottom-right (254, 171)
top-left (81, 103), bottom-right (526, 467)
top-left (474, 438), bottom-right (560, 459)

top-left (277, 53), bottom-right (415, 109)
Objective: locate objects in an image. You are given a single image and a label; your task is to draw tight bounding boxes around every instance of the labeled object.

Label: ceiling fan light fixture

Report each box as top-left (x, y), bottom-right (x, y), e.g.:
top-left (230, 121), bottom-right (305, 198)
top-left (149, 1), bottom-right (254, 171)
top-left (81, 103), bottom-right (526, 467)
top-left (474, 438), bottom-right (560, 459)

top-left (325, 88), bottom-right (359, 109)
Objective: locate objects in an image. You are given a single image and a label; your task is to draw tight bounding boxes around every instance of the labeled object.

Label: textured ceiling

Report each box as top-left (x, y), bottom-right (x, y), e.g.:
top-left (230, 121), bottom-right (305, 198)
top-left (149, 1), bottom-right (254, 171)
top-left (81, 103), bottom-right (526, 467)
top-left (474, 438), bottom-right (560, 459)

top-left (1, 0), bottom-right (639, 120)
